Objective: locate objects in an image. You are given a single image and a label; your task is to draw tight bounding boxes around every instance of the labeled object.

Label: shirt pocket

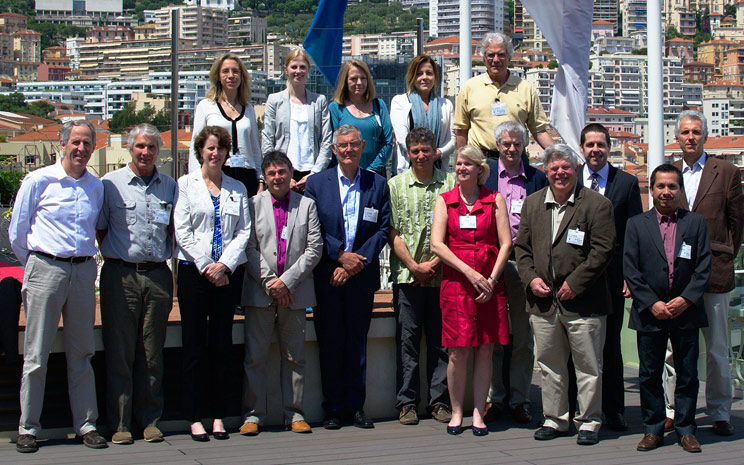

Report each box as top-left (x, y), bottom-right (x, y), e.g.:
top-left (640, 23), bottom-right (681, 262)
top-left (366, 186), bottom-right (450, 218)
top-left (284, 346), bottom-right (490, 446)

top-left (115, 200), bottom-right (137, 225)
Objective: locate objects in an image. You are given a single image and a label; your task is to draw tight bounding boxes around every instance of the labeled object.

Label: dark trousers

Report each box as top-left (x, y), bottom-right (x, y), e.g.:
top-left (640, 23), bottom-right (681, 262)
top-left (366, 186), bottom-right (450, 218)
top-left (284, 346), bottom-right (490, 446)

top-left (100, 261), bottom-right (173, 432)
top-left (222, 166), bottom-right (259, 197)
top-left (177, 262), bottom-right (238, 422)
top-left (637, 328), bottom-right (698, 437)
top-left (313, 277), bottom-right (375, 415)
top-left (602, 289), bottom-right (626, 416)
top-left (393, 284), bottom-right (449, 410)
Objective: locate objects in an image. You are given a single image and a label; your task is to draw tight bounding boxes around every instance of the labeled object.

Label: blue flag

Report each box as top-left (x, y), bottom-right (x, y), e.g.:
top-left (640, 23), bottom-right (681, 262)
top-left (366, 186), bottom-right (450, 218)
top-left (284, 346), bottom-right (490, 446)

top-left (303, 0), bottom-right (348, 86)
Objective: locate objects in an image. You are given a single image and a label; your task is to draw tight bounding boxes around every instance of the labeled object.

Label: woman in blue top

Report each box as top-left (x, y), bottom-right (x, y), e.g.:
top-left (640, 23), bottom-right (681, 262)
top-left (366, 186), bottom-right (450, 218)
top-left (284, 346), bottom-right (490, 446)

top-left (329, 60), bottom-right (393, 177)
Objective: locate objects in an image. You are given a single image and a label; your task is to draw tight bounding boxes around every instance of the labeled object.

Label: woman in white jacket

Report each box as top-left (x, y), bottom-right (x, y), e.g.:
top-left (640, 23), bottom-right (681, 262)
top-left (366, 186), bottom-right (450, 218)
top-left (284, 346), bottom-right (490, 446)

top-left (390, 55), bottom-right (455, 174)
top-left (175, 126), bottom-right (251, 442)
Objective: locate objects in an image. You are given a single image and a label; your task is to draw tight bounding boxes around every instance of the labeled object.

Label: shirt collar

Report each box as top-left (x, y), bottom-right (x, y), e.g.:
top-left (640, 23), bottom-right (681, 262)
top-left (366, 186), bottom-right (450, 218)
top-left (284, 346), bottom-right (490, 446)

top-left (52, 157), bottom-right (91, 182)
top-left (498, 158), bottom-right (525, 179)
top-left (544, 184), bottom-right (576, 206)
top-left (271, 190), bottom-right (291, 208)
top-left (655, 207), bottom-right (679, 224)
top-left (125, 163), bottom-right (161, 185)
top-left (682, 152), bottom-right (706, 172)
top-left (406, 167), bottom-right (446, 187)
top-left (482, 70), bottom-right (519, 89)
top-left (337, 165), bottom-right (361, 185)
top-left (584, 162), bottom-right (609, 182)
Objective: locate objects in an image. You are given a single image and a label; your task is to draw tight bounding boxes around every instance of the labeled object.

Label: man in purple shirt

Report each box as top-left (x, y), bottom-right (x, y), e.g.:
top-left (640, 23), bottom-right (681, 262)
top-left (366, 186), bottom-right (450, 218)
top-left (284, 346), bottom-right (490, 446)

top-left (623, 164), bottom-right (711, 453)
top-left (241, 150), bottom-right (323, 435)
top-left (483, 121), bottom-right (547, 424)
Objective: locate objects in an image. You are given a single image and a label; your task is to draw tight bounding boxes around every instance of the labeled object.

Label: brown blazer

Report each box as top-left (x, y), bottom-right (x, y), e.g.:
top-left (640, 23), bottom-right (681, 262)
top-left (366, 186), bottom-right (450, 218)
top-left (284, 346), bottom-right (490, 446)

top-left (515, 184), bottom-right (616, 317)
top-left (674, 155), bottom-right (744, 293)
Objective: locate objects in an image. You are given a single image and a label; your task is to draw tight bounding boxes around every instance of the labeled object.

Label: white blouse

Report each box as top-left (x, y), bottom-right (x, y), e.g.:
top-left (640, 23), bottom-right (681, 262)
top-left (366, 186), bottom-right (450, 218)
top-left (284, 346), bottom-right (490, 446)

top-left (288, 101), bottom-right (313, 172)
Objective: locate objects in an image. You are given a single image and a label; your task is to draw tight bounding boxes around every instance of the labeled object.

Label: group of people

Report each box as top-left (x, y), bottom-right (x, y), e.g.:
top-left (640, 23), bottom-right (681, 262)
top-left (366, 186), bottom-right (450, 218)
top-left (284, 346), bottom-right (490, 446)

top-left (6, 30), bottom-right (743, 457)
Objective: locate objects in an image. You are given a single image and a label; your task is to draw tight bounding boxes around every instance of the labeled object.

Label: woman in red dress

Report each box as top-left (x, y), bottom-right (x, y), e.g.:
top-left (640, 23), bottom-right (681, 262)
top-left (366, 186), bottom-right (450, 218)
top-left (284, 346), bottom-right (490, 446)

top-left (431, 145), bottom-right (512, 436)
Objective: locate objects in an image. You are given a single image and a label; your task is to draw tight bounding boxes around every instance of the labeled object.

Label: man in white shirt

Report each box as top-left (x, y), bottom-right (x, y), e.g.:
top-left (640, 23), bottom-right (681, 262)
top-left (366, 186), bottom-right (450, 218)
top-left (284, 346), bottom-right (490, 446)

top-left (9, 120), bottom-right (106, 453)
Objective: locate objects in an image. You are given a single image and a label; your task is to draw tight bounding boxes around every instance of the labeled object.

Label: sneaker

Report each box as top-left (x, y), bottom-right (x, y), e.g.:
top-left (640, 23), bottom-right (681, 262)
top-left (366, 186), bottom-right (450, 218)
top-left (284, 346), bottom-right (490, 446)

top-left (112, 431), bottom-right (133, 445)
top-left (399, 405), bottom-right (419, 425)
top-left (431, 404), bottom-right (452, 423)
top-left (77, 430), bottom-right (108, 449)
top-left (16, 434), bottom-right (37, 453)
top-left (143, 425), bottom-right (164, 443)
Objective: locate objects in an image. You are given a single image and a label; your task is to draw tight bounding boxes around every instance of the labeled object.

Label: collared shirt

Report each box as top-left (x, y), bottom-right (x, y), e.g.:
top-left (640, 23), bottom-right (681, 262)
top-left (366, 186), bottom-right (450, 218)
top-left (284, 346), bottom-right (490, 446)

top-left (453, 72), bottom-right (550, 151)
top-left (681, 152), bottom-right (706, 208)
top-left (272, 191), bottom-right (290, 275)
top-left (97, 164), bottom-right (177, 263)
top-left (337, 165), bottom-right (361, 252)
top-left (656, 208), bottom-right (678, 291)
top-left (388, 168), bottom-right (455, 286)
top-left (9, 159), bottom-right (103, 266)
top-left (582, 162), bottom-right (609, 196)
top-left (497, 159), bottom-right (527, 241)
top-left (544, 185), bottom-right (576, 243)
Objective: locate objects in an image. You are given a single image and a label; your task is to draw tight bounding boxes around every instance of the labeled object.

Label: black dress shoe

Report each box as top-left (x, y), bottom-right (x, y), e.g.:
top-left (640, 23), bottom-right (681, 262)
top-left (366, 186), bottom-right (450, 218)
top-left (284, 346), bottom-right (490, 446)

top-left (712, 421), bottom-right (734, 436)
top-left (77, 430), bottom-right (108, 449)
top-left (352, 410), bottom-right (374, 429)
top-left (604, 412), bottom-right (628, 432)
top-left (446, 424), bottom-right (463, 435)
top-left (323, 416), bottom-right (342, 430)
top-left (190, 432), bottom-right (210, 442)
top-left (534, 426), bottom-right (568, 441)
top-left (16, 434), bottom-right (38, 453)
top-left (212, 431), bottom-right (230, 440)
top-left (472, 425), bottom-right (488, 436)
top-left (576, 430), bottom-right (599, 445)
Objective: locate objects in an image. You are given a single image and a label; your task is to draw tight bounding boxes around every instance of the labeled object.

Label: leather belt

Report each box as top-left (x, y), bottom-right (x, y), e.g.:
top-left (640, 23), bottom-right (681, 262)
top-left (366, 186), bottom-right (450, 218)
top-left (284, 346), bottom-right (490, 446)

top-left (105, 257), bottom-right (167, 272)
top-left (34, 251), bottom-right (93, 263)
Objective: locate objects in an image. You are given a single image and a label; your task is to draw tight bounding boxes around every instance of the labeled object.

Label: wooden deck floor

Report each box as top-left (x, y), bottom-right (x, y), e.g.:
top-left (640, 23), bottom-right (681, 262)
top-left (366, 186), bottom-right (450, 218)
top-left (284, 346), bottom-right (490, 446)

top-left (1, 368), bottom-right (743, 465)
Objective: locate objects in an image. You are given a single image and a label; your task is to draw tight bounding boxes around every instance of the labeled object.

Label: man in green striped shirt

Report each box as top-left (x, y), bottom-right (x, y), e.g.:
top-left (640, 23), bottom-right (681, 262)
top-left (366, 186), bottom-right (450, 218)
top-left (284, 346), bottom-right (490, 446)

top-left (388, 127), bottom-right (455, 426)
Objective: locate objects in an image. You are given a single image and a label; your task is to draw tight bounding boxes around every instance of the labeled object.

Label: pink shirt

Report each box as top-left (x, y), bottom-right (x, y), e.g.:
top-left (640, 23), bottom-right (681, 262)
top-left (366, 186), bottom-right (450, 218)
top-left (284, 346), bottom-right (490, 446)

top-left (272, 192), bottom-right (290, 275)
top-left (656, 208), bottom-right (678, 290)
top-left (497, 159), bottom-right (527, 241)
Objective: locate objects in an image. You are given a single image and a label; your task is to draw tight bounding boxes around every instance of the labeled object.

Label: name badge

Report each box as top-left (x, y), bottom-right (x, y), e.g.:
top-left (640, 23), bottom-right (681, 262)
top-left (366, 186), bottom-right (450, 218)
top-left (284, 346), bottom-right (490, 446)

top-left (230, 154), bottom-right (246, 168)
top-left (511, 199), bottom-right (523, 215)
top-left (566, 229), bottom-right (585, 246)
top-left (491, 103), bottom-right (507, 116)
top-left (363, 207), bottom-right (378, 223)
top-left (280, 225), bottom-right (288, 240)
top-left (154, 203), bottom-right (172, 225)
top-left (224, 198), bottom-right (240, 216)
top-left (460, 215), bottom-right (477, 229)
top-left (678, 242), bottom-right (692, 260)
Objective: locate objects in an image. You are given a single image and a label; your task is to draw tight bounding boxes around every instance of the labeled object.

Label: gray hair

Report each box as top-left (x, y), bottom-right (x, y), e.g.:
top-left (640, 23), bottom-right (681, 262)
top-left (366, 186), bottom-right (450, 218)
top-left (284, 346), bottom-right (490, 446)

top-left (482, 32), bottom-right (514, 56)
top-left (127, 123), bottom-right (163, 150)
top-left (59, 120), bottom-right (96, 146)
top-left (675, 109), bottom-right (708, 138)
top-left (542, 144), bottom-right (580, 169)
top-left (333, 124), bottom-right (363, 145)
top-left (494, 121), bottom-right (528, 145)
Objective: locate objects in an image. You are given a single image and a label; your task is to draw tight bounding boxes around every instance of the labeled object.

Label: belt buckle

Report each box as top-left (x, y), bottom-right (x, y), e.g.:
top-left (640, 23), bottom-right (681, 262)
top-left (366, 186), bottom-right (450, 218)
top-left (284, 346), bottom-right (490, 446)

top-left (135, 262), bottom-right (147, 272)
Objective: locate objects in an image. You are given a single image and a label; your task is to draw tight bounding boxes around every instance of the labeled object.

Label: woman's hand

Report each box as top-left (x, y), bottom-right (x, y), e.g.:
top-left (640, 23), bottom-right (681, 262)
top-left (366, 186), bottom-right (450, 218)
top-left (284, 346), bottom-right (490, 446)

top-left (467, 269), bottom-right (493, 303)
top-left (204, 262), bottom-right (229, 286)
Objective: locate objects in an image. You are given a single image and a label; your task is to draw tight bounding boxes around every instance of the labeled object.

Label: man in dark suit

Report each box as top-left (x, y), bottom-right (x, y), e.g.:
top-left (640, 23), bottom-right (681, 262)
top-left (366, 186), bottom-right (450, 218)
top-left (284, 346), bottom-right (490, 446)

top-left (483, 121), bottom-right (547, 425)
top-left (624, 164), bottom-right (711, 453)
top-left (667, 110), bottom-right (744, 436)
top-left (515, 144), bottom-right (615, 446)
top-left (304, 124), bottom-right (391, 430)
top-left (575, 123), bottom-right (643, 431)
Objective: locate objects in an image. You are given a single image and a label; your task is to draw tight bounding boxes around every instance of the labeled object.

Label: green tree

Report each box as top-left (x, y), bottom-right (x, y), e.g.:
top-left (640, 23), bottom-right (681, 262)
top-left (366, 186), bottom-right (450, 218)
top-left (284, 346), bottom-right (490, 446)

top-left (0, 170), bottom-right (25, 205)
top-left (150, 109), bottom-right (171, 132)
top-left (26, 101), bottom-right (55, 118)
top-left (547, 60), bottom-right (558, 69)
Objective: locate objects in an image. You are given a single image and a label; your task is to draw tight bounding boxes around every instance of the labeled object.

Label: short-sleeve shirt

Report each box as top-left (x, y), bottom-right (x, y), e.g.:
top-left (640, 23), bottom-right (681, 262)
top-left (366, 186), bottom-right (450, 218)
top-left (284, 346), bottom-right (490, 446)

top-left (388, 168), bottom-right (455, 286)
top-left (454, 72), bottom-right (550, 152)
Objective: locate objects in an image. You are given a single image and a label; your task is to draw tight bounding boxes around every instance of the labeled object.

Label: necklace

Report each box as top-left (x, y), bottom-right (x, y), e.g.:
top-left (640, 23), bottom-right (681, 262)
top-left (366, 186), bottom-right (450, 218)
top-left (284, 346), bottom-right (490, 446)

top-left (222, 98), bottom-right (240, 113)
top-left (460, 192), bottom-right (477, 206)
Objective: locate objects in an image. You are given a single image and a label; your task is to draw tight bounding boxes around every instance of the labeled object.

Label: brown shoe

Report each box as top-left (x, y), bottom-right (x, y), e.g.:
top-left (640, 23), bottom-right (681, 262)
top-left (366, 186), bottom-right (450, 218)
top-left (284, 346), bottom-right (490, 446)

top-left (483, 402), bottom-right (503, 423)
top-left (679, 434), bottom-right (701, 453)
top-left (399, 405), bottom-right (419, 425)
top-left (512, 403), bottom-right (532, 424)
top-left (288, 420), bottom-right (312, 434)
top-left (431, 404), bottom-right (452, 423)
top-left (663, 417), bottom-right (674, 433)
top-left (712, 420), bottom-right (734, 436)
top-left (636, 434), bottom-right (662, 451)
top-left (239, 422), bottom-right (259, 436)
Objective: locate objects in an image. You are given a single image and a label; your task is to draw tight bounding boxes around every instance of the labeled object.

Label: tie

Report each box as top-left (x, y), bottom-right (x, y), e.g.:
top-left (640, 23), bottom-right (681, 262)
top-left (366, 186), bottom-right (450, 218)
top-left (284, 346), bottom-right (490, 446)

top-left (590, 172), bottom-right (600, 192)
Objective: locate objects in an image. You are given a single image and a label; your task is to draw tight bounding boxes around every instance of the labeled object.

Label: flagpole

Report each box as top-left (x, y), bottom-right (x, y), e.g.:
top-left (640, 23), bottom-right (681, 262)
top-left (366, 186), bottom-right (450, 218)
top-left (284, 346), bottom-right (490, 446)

top-left (647, 0), bottom-right (664, 206)
top-left (459, 0), bottom-right (471, 91)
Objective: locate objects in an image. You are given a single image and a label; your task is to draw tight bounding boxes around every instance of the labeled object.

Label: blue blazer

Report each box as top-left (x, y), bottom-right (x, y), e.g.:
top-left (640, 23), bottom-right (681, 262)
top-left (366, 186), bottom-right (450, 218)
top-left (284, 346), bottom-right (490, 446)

top-left (305, 167), bottom-right (391, 294)
top-left (623, 208), bottom-right (711, 332)
top-left (484, 159), bottom-right (548, 196)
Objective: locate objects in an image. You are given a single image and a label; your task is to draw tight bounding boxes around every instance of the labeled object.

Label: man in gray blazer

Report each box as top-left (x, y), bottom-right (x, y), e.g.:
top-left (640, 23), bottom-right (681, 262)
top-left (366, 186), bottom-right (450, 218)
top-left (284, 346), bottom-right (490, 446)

top-left (240, 150), bottom-right (323, 435)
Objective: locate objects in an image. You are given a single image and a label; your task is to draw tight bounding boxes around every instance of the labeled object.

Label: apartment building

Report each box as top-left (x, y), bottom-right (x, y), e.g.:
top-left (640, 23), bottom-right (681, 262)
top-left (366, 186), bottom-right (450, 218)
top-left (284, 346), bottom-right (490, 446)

top-left (591, 20), bottom-right (614, 43)
top-left (594, 37), bottom-right (635, 55)
top-left (434, 0), bottom-right (504, 41)
top-left (13, 30), bottom-right (40, 63)
top-left (593, 0), bottom-right (619, 34)
top-left (665, 37), bottom-right (694, 64)
top-left (622, 0), bottom-right (648, 38)
top-left (0, 13), bottom-right (26, 34)
top-left (65, 37), bottom-right (85, 70)
top-left (673, 9), bottom-right (696, 36)
top-left (585, 108), bottom-right (636, 134)
top-left (343, 32), bottom-right (418, 59)
top-left (697, 39), bottom-right (737, 78)
top-left (722, 46), bottom-right (744, 85)
top-left (185, 0), bottom-right (237, 9)
top-left (227, 15), bottom-right (267, 45)
top-left (133, 24), bottom-right (157, 41)
top-left (34, 0), bottom-right (136, 27)
top-left (153, 5), bottom-right (228, 48)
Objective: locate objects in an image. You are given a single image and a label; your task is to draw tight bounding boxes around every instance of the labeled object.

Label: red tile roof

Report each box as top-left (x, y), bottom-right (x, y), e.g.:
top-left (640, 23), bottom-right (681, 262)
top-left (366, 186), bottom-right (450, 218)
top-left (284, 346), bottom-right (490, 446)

top-left (587, 107), bottom-right (634, 115)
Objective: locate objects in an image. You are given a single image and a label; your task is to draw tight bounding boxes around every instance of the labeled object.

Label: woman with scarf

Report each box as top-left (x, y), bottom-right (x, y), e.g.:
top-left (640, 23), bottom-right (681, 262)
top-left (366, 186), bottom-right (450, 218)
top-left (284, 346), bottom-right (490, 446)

top-left (391, 55), bottom-right (455, 174)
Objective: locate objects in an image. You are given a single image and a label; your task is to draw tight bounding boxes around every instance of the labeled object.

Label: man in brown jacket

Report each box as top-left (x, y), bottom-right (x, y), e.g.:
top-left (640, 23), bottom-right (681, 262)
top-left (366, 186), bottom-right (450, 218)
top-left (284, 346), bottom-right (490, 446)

top-left (515, 144), bottom-right (616, 446)
top-left (666, 110), bottom-right (744, 436)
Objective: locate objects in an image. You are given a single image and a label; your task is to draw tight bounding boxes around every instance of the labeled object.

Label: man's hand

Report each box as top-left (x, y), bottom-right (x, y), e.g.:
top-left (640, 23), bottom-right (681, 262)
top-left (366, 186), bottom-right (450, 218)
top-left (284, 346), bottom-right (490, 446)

top-left (666, 296), bottom-right (691, 319)
top-left (330, 266), bottom-right (350, 287)
top-left (204, 262), bottom-right (229, 286)
top-left (556, 281), bottom-right (576, 301)
top-left (622, 280), bottom-right (631, 299)
top-left (277, 292), bottom-right (295, 308)
top-left (411, 260), bottom-right (437, 285)
top-left (268, 278), bottom-right (290, 298)
top-left (338, 251), bottom-right (366, 276)
top-left (529, 278), bottom-right (551, 298)
top-left (650, 301), bottom-right (673, 320)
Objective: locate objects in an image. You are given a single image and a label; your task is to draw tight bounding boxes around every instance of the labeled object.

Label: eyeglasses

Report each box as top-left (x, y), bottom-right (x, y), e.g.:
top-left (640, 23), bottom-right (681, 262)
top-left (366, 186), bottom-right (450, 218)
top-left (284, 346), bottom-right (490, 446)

top-left (335, 141), bottom-right (363, 150)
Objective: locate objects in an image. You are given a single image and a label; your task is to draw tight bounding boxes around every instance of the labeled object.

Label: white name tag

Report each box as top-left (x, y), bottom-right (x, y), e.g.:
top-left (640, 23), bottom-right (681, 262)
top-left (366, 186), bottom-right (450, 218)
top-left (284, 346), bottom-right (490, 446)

top-left (280, 225), bottom-right (288, 240)
top-left (511, 199), bottom-right (523, 215)
top-left (678, 242), bottom-right (692, 260)
top-left (363, 207), bottom-right (378, 223)
top-left (153, 204), bottom-right (171, 225)
top-left (460, 215), bottom-right (477, 229)
top-left (491, 103), bottom-right (507, 116)
top-left (566, 229), bottom-right (585, 246)
top-left (224, 199), bottom-right (240, 216)
top-left (230, 154), bottom-right (246, 168)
